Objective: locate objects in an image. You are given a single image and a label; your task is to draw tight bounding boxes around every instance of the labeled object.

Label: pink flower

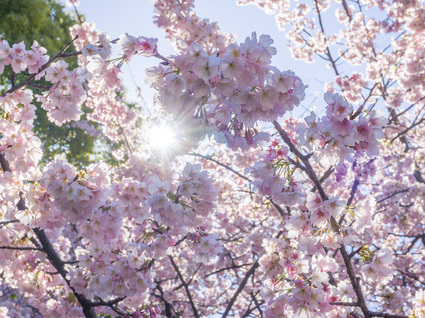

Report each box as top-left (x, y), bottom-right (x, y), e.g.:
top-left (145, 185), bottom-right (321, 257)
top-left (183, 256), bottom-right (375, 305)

top-left (119, 33), bottom-right (158, 61)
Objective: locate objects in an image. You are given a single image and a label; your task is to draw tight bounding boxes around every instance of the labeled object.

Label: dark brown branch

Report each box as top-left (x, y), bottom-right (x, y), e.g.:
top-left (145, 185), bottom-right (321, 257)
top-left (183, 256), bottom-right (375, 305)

top-left (222, 259), bottom-right (259, 318)
top-left (269, 198), bottom-right (287, 217)
top-left (338, 178), bottom-right (360, 226)
top-left (1, 154), bottom-right (95, 316)
top-left (0, 152), bottom-right (123, 317)
top-left (397, 270), bottom-right (425, 287)
top-left (191, 152), bottom-right (290, 218)
top-left (377, 189), bottom-right (409, 204)
top-left (390, 116), bottom-right (425, 144)
top-left (33, 228), bottom-right (96, 318)
top-left (154, 281), bottom-right (178, 317)
top-left (330, 301), bottom-right (359, 306)
top-left (337, 240), bottom-right (371, 318)
top-left (169, 256), bottom-right (200, 318)
top-left (390, 97), bottom-right (425, 123)
top-left (193, 146), bottom-right (290, 219)
top-left (389, 233), bottom-right (425, 238)
top-left (350, 83), bottom-right (378, 120)
top-left (369, 312), bottom-right (408, 318)
top-left (90, 297), bottom-right (126, 307)
top-left (241, 295), bottom-right (264, 318)
top-left (311, 167), bottom-right (334, 192)
top-left (414, 165), bottom-right (425, 184)
top-left (173, 234), bottom-right (188, 247)
top-left (0, 153), bottom-right (11, 172)
top-left (341, 0), bottom-right (352, 22)
top-left (287, 156), bottom-right (308, 172)
top-left (0, 246), bottom-right (41, 251)
top-left (315, 0), bottom-right (341, 78)
top-left (273, 121), bottom-right (374, 318)
top-left (11, 71), bottom-right (16, 86)
top-left (191, 152), bottom-right (251, 182)
top-left (27, 82), bottom-right (53, 90)
top-left (404, 236), bottom-right (420, 254)
top-left (72, 3), bottom-right (83, 25)
top-left (346, 178), bottom-right (359, 206)
top-left (273, 121), bottom-right (328, 201)
top-left (203, 263), bottom-right (253, 279)
top-left (0, 220), bottom-right (19, 226)
top-left (59, 51), bottom-right (83, 58)
top-left (173, 264), bottom-right (202, 291)
top-left (250, 290), bottom-right (263, 317)
top-left (349, 245), bottom-right (364, 258)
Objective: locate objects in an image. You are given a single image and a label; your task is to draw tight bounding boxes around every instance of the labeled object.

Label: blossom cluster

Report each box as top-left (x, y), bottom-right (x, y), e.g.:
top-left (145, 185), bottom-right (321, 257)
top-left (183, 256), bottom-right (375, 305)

top-left (297, 92), bottom-right (387, 181)
top-left (147, 32), bottom-right (306, 150)
top-left (153, 0), bottom-right (233, 53)
top-left (0, 40), bottom-right (48, 75)
top-left (0, 0), bottom-right (424, 317)
top-left (0, 89), bottom-right (42, 179)
top-left (37, 60), bottom-right (88, 125)
top-left (73, 23), bottom-right (138, 143)
top-left (119, 33), bottom-right (158, 62)
top-left (414, 290), bottom-right (425, 318)
top-left (147, 163), bottom-right (221, 264)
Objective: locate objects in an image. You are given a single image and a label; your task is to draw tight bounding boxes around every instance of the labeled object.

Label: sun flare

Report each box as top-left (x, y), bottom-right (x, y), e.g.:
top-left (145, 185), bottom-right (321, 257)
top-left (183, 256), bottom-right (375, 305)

top-left (149, 124), bottom-right (175, 150)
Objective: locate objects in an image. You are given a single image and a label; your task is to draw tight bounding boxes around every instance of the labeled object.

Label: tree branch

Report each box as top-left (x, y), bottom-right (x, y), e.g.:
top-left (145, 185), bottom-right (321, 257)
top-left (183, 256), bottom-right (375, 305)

top-left (330, 301), bottom-right (359, 306)
top-left (390, 116), bottom-right (425, 144)
top-left (169, 256), bottom-right (200, 318)
top-left (27, 82), bottom-right (53, 90)
top-left (273, 121), bottom-right (374, 318)
top-left (311, 166), bottom-right (334, 192)
top-left (0, 220), bottom-right (19, 226)
top-left (369, 312), bottom-right (408, 318)
top-left (32, 228), bottom-right (96, 318)
top-left (0, 153), bottom-right (11, 172)
top-left (377, 188), bottom-right (409, 204)
top-left (191, 152), bottom-right (251, 182)
top-left (0, 246), bottom-right (41, 251)
top-left (222, 258), bottom-right (259, 318)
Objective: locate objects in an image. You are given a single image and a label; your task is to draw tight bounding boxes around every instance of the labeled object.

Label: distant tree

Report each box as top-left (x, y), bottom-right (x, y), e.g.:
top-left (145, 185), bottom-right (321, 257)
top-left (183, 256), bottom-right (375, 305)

top-left (0, 0), bottom-right (76, 56)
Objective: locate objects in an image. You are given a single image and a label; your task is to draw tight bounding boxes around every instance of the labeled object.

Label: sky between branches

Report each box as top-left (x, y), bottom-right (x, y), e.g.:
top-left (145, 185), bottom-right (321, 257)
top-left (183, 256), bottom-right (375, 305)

top-left (63, 0), bottom-right (339, 118)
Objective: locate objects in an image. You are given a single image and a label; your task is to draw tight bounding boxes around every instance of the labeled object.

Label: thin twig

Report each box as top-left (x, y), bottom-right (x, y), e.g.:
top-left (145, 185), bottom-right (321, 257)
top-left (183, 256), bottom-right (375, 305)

top-left (377, 188), bottom-right (409, 204)
top-left (390, 116), bottom-right (425, 144)
top-left (191, 152), bottom-right (251, 182)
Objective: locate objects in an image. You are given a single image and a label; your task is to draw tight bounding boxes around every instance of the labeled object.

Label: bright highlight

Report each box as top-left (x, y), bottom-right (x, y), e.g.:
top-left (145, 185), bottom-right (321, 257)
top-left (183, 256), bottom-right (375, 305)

top-left (149, 124), bottom-right (175, 150)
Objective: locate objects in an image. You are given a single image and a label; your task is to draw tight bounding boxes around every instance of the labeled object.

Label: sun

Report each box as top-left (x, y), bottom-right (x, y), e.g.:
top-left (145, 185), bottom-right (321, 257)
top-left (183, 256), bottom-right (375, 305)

top-left (148, 124), bottom-right (176, 150)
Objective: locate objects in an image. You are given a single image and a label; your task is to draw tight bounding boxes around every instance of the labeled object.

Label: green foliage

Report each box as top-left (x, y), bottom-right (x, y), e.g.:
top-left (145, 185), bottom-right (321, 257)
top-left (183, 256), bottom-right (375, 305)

top-left (0, 0), bottom-right (75, 56)
top-left (33, 105), bottom-right (96, 168)
top-left (0, 0), bottom-right (97, 168)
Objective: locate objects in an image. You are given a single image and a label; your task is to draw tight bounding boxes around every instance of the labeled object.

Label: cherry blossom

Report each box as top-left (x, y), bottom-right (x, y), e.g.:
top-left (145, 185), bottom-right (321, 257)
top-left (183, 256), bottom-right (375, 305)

top-left (0, 0), bottom-right (424, 317)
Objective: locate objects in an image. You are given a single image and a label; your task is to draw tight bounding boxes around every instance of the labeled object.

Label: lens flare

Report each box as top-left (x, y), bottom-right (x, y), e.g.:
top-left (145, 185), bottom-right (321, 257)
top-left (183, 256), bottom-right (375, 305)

top-left (149, 124), bottom-right (175, 150)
